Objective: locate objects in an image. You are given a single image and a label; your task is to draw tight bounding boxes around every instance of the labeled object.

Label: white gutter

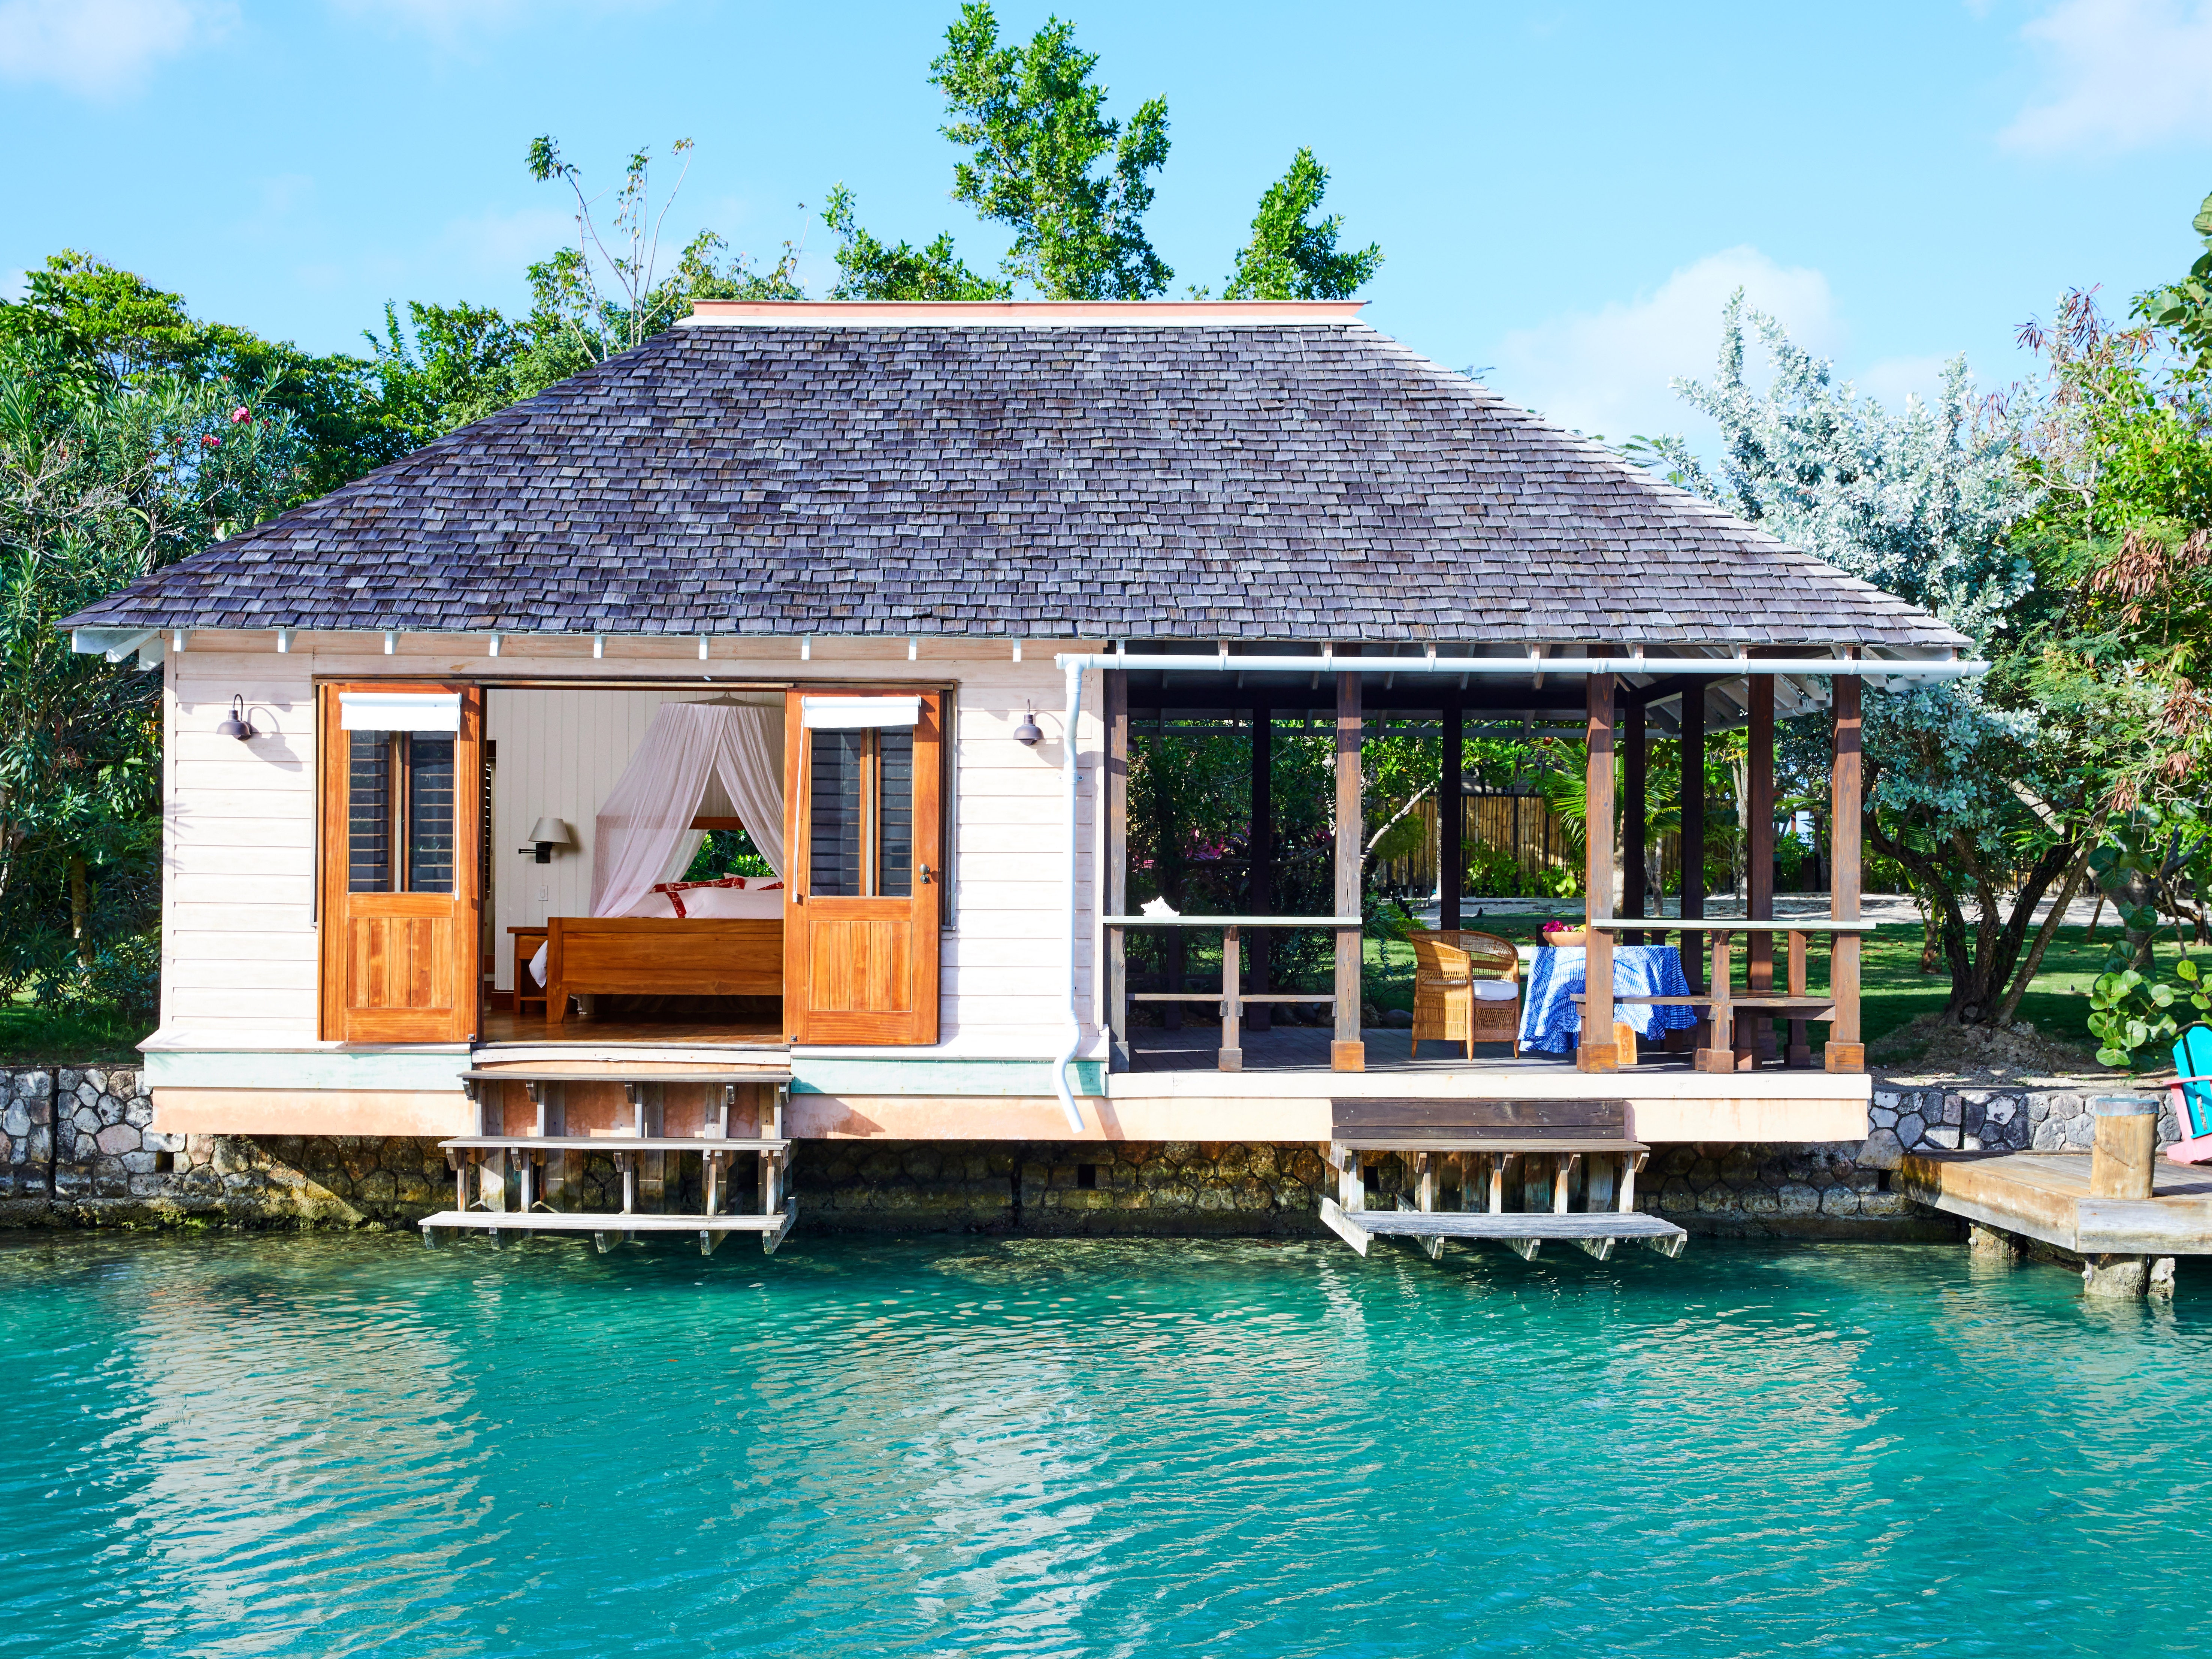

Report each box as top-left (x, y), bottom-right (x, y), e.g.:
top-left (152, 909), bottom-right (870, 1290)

top-left (1055, 652), bottom-right (1987, 681)
top-left (1045, 646), bottom-right (1986, 1116)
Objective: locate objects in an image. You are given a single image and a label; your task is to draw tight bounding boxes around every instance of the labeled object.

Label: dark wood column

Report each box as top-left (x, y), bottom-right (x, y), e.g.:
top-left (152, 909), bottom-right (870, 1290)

top-left (1441, 694), bottom-right (1463, 932)
top-left (1578, 671), bottom-right (1618, 1072)
top-left (1105, 669), bottom-right (1130, 1070)
top-left (1680, 685), bottom-right (1707, 997)
top-left (1826, 664), bottom-right (1865, 1073)
top-left (1247, 703), bottom-right (1272, 1034)
top-left (1743, 670), bottom-right (1776, 1065)
top-left (1333, 658), bottom-right (1365, 1072)
top-left (1622, 697), bottom-right (1647, 945)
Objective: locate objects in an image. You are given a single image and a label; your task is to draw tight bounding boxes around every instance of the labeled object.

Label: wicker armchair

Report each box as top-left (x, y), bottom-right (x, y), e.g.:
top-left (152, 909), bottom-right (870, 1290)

top-left (1406, 929), bottom-right (1522, 1059)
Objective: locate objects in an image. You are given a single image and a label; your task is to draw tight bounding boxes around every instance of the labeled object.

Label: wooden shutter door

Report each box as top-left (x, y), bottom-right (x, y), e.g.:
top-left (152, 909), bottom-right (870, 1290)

top-left (783, 690), bottom-right (942, 1045)
top-left (319, 683), bottom-right (483, 1042)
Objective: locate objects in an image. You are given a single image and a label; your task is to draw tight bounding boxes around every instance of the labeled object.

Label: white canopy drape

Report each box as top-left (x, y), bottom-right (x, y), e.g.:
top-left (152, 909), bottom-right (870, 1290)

top-left (588, 702), bottom-right (785, 919)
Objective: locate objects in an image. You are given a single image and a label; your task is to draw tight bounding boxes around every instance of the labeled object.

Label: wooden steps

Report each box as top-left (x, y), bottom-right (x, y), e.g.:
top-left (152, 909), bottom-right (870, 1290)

top-left (1320, 1098), bottom-right (1684, 1265)
top-left (419, 1204), bottom-right (797, 1256)
top-left (1332, 1096), bottom-right (1628, 1141)
top-left (1320, 1197), bottom-right (1685, 1261)
top-left (425, 1069), bottom-right (798, 1259)
top-left (459, 1067), bottom-right (793, 1085)
top-left (439, 1135), bottom-right (790, 1154)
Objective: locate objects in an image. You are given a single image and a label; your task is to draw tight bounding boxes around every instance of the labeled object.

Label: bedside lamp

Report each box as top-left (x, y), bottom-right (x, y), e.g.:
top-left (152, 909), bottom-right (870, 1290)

top-left (520, 818), bottom-right (573, 863)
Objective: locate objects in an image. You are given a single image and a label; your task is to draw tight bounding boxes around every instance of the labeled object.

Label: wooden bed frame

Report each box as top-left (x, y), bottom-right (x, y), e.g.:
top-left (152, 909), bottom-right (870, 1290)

top-left (544, 916), bottom-right (784, 1024)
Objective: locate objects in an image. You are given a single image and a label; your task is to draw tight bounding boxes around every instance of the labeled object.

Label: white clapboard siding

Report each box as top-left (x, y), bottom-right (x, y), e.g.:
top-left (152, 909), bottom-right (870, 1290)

top-left (171, 873), bottom-right (315, 907)
top-left (164, 651), bottom-right (322, 1044)
top-left (154, 640), bottom-right (1104, 1055)
top-left (168, 985), bottom-right (318, 1020)
top-left (163, 843), bottom-right (314, 876)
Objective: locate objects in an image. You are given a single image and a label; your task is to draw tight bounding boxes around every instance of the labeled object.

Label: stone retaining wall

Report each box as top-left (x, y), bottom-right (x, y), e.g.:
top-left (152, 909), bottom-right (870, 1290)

top-left (0, 1066), bottom-right (2176, 1239)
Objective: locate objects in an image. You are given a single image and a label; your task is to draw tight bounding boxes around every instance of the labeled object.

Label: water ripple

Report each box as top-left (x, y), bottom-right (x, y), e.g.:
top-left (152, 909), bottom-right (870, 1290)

top-left (0, 1233), bottom-right (2205, 1658)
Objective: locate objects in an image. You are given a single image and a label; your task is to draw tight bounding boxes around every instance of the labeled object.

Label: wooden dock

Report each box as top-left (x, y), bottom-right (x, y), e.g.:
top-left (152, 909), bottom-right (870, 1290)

top-left (1899, 1151), bottom-right (2212, 1256)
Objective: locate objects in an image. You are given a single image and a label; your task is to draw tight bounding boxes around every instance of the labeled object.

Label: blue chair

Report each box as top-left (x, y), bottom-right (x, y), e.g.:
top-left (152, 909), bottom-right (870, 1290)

top-left (2167, 1023), bottom-right (2212, 1164)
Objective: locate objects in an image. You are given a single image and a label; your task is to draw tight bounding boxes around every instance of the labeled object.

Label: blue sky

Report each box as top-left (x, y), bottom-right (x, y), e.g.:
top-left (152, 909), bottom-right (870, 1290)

top-left (6, 0), bottom-right (2212, 453)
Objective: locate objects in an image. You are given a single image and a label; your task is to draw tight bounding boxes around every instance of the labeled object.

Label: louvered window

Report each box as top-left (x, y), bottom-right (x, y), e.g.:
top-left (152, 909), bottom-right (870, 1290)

top-left (809, 726), bottom-right (914, 898)
top-left (347, 731), bottom-right (457, 895)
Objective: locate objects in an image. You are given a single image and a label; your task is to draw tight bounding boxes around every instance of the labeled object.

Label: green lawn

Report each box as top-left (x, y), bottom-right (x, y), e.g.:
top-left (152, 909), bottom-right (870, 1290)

top-left (1359, 915), bottom-right (2150, 1069)
top-left (0, 998), bottom-right (156, 1067)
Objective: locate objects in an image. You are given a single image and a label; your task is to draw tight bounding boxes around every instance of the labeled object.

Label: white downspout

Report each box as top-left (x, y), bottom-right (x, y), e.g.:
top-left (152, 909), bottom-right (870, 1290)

top-left (1051, 658), bottom-right (1088, 1133)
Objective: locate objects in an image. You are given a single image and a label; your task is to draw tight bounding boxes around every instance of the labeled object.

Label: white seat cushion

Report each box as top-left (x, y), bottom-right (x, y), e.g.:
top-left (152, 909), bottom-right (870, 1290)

top-left (1470, 979), bottom-right (1519, 1002)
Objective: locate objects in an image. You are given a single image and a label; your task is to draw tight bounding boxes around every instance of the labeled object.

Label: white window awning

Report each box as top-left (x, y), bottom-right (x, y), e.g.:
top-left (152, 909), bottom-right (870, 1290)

top-left (340, 691), bottom-right (462, 732)
top-left (802, 695), bottom-right (921, 730)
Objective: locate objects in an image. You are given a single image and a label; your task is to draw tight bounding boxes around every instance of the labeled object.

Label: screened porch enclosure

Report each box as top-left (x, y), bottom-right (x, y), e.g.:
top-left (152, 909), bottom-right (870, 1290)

top-left (1100, 649), bottom-right (1870, 1078)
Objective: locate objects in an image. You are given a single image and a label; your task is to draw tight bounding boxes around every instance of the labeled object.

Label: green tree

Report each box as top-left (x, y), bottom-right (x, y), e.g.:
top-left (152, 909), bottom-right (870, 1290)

top-left (929, 3), bottom-right (1173, 299)
top-left (821, 184), bottom-right (1010, 301)
top-left (1223, 148), bottom-right (1381, 300)
top-left (0, 330), bottom-right (306, 1015)
top-left (361, 300), bottom-right (525, 447)
top-left (519, 136), bottom-right (804, 397)
top-left (1, 251), bottom-right (401, 498)
top-left (2135, 187), bottom-right (2212, 377)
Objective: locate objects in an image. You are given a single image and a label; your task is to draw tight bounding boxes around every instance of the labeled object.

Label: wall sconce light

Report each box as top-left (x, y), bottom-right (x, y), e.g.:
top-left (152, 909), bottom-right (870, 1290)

top-left (216, 695), bottom-right (256, 741)
top-left (1014, 704), bottom-right (1043, 747)
top-left (520, 817), bottom-right (573, 863)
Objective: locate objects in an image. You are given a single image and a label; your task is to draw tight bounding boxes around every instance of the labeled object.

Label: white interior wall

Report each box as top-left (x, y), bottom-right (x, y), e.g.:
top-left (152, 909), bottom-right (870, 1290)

top-left (486, 689), bottom-right (782, 989)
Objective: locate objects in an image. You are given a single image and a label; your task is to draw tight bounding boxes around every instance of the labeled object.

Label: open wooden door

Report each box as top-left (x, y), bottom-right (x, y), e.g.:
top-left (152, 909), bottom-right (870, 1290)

top-left (783, 690), bottom-right (942, 1045)
top-left (319, 683), bottom-right (483, 1043)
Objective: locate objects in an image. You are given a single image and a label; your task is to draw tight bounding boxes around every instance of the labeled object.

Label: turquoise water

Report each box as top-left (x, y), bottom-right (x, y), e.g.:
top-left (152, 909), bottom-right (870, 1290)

top-left (3, 1233), bottom-right (2208, 1659)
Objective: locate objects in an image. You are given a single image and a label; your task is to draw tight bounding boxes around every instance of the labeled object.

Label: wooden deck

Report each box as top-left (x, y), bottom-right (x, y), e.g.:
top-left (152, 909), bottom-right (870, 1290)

top-left (478, 1009), bottom-right (783, 1046)
top-left (1899, 1151), bottom-right (2212, 1255)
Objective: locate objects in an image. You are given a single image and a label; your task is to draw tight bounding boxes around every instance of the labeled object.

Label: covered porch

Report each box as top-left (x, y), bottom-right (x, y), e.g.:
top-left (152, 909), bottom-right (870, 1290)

top-left (1095, 644), bottom-right (1942, 1080)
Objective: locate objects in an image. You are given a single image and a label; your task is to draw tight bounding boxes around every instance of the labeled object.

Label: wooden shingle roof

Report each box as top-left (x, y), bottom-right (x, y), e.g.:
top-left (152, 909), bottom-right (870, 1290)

top-left (64, 311), bottom-right (1965, 648)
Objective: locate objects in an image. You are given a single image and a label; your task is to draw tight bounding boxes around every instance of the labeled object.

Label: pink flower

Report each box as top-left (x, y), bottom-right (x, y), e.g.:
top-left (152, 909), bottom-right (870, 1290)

top-left (230, 407), bottom-right (251, 424)
top-left (202, 434), bottom-right (220, 448)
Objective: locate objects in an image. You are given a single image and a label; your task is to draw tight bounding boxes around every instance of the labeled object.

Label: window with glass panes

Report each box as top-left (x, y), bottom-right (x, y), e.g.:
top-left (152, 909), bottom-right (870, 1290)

top-left (807, 725), bottom-right (916, 898)
top-left (345, 730), bottom-right (458, 894)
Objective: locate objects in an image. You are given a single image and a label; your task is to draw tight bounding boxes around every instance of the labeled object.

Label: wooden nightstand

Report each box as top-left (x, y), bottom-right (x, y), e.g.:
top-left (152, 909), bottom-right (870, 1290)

top-left (509, 925), bottom-right (549, 1019)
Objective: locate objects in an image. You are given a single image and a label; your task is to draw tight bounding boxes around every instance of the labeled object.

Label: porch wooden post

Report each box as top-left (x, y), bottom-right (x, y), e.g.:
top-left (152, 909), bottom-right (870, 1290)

top-left (1106, 669), bottom-right (1130, 1070)
top-left (1441, 694), bottom-right (1463, 932)
top-left (1744, 669), bottom-right (1776, 1066)
top-left (1578, 670), bottom-right (1618, 1073)
top-left (1248, 704), bottom-right (1272, 1033)
top-left (1680, 685), bottom-right (1707, 999)
top-left (1622, 697), bottom-right (1646, 945)
top-left (1333, 656), bottom-right (1365, 1071)
top-left (1826, 664), bottom-right (1865, 1073)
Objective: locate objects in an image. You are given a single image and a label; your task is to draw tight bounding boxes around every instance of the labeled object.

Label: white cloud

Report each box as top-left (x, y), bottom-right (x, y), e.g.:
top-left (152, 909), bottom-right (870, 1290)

top-left (0, 0), bottom-right (232, 96)
top-left (1490, 245), bottom-right (1841, 446)
top-left (2003, 0), bottom-right (2212, 154)
top-left (1855, 353), bottom-right (1955, 412)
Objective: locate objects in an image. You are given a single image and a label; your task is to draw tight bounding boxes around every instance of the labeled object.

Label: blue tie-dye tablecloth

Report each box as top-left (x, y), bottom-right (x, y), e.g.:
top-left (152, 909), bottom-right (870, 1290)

top-left (1518, 945), bottom-right (1699, 1056)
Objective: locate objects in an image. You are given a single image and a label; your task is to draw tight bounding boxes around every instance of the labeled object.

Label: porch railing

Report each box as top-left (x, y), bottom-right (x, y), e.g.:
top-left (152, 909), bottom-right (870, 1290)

top-left (1583, 918), bottom-right (1877, 1072)
top-left (1103, 915), bottom-right (1362, 1072)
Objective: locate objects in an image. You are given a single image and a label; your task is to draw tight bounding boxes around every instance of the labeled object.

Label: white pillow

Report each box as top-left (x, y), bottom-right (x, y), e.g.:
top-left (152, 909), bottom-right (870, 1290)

top-left (1471, 979), bottom-right (1518, 1002)
top-left (676, 885), bottom-right (783, 918)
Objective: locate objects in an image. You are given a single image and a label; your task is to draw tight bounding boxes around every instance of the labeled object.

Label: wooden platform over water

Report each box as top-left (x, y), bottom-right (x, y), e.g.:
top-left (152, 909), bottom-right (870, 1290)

top-left (1900, 1151), bottom-right (2212, 1256)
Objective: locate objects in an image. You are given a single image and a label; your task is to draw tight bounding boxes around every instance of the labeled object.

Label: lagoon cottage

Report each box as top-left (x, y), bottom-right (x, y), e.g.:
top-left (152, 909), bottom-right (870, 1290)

top-left (62, 300), bottom-right (1980, 1255)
